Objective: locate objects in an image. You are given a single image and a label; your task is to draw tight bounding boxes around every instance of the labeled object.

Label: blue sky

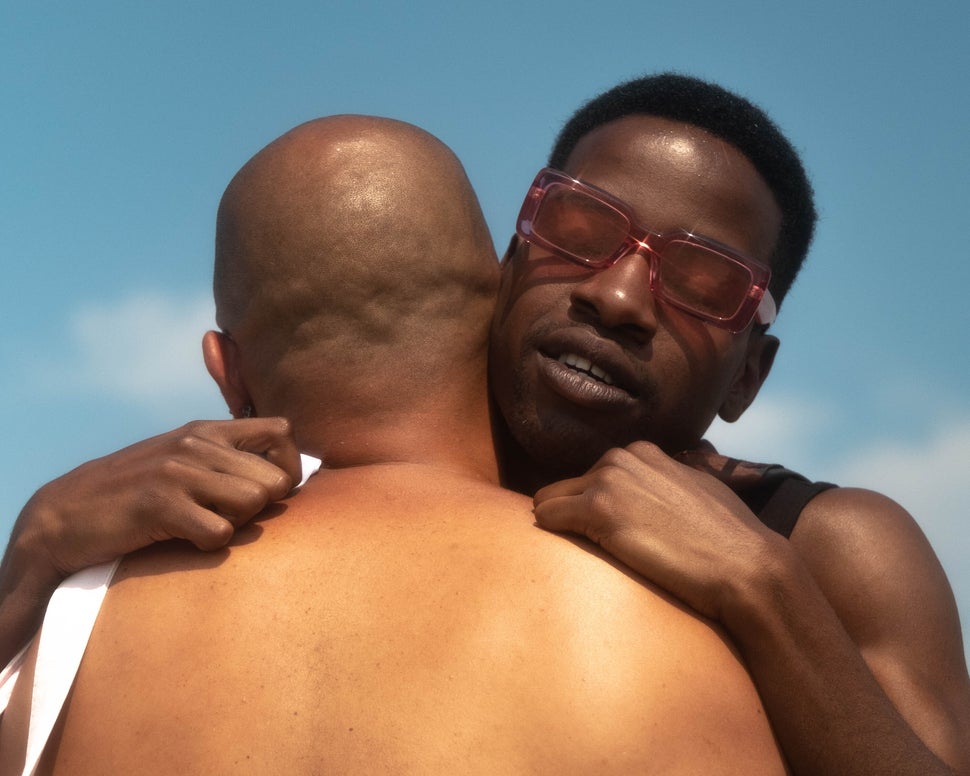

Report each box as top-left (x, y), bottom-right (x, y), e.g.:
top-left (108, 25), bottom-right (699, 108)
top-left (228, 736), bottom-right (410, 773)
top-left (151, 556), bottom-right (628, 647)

top-left (2, 1), bottom-right (968, 661)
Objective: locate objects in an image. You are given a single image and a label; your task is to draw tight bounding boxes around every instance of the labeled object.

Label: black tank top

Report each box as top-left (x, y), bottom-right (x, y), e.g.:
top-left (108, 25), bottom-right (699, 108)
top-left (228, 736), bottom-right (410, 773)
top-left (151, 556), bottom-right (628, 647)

top-left (737, 465), bottom-right (836, 539)
top-left (675, 446), bottom-right (836, 539)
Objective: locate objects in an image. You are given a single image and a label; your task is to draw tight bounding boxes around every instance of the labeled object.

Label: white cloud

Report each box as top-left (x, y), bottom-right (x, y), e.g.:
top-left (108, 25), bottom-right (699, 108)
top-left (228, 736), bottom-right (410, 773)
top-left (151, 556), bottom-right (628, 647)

top-left (833, 420), bottom-right (970, 522)
top-left (65, 292), bottom-right (218, 408)
top-left (705, 395), bottom-right (836, 469)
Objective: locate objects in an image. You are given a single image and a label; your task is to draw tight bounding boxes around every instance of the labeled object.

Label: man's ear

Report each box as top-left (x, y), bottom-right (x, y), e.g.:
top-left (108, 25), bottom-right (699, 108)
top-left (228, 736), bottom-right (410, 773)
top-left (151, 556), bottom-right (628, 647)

top-left (202, 330), bottom-right (253, 418)
top-left (718, 332), bottom-right (779, 423)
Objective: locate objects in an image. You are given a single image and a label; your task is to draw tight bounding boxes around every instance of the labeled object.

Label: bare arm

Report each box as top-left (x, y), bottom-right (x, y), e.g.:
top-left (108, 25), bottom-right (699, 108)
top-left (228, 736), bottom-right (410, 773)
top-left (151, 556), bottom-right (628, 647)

top-left (533, 441), bottom-right (970, 775)
top-left (0, 418), bottom-right (301, 667)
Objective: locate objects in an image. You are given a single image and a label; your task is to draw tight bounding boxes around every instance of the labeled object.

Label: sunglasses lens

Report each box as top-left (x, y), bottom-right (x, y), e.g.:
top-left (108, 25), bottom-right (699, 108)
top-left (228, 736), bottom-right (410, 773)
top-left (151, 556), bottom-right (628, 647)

top-left (657, 240), bottom-right (753, 321)
top-left (531, 184), bottom-right (629, 266)
top-left (521, 171), bottom-right (767, 330)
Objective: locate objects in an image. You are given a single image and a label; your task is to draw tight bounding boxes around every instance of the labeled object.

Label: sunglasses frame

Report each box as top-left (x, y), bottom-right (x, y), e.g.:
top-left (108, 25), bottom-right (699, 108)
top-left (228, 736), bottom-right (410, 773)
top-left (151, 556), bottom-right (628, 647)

top-left (516, 168), bottom-right (776, 333)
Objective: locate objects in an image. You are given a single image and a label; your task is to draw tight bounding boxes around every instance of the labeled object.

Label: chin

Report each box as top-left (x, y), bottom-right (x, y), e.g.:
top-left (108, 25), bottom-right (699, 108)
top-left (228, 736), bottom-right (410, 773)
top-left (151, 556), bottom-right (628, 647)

top-left (519, 421), bottom-right (620, 480)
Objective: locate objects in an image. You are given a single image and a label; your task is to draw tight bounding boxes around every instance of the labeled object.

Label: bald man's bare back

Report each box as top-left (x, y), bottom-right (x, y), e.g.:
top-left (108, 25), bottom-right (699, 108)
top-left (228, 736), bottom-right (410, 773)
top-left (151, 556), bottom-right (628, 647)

top-left (13, 465), bottom-right (784, 775)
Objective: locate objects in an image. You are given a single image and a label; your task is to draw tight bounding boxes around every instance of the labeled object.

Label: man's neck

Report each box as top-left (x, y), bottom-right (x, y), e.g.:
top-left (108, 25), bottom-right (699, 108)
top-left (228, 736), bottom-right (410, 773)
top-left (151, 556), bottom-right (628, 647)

top-left (492, 419), bottom-right (554, 495)
top-left (295, 402), bottom-right (501, 486)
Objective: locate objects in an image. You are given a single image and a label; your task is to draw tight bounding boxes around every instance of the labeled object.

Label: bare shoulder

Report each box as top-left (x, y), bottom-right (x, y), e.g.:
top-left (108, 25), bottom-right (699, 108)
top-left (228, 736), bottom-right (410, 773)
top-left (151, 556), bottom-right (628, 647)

top-left (481, 503), bottom-right (787, 773)
top-left (45, 468), bottom-right (788, 774)
top-left (792, 487), bottom-right (970, 763)
top-left (791, 487), bottom-right (960, 648)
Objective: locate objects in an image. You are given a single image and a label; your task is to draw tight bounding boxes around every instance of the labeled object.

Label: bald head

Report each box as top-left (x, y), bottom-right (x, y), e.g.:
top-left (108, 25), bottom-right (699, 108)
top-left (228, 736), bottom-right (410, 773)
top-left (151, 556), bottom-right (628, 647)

top-left (213, 116), bottom-right (499, 420)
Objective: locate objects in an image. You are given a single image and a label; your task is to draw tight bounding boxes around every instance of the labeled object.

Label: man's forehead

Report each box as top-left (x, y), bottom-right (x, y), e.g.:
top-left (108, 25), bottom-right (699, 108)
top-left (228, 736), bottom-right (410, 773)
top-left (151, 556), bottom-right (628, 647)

top-left (563, 116), bottom-right (750, 197)
top-left (559, 115), bottom-right (782, 263)
top-left (568, 114), bottom-right (715, 161)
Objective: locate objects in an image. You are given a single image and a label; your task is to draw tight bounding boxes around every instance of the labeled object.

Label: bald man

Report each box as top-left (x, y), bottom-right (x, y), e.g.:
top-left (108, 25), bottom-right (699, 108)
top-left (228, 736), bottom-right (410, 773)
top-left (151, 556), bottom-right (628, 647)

top-left (0, 117), bottom-right (786, 775)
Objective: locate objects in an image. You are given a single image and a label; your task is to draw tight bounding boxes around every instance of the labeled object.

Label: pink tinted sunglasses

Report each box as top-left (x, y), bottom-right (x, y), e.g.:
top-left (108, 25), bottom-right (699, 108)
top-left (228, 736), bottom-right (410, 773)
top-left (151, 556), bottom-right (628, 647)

top-left (516, 168), bottom-right (776, 332)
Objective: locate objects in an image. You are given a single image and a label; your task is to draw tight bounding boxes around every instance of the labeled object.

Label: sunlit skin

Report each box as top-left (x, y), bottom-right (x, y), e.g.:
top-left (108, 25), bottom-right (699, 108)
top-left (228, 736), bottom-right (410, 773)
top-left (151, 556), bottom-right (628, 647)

top-left (489, 115), bottom-right (783, 492)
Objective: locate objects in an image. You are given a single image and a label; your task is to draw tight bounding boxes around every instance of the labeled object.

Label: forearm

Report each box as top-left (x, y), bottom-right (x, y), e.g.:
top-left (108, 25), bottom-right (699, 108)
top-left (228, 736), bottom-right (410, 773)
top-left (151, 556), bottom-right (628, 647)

top-left (0, 583), bottom-right (48, 671)
top-left (0, 517), bottom-right (62, 667)
top-left (726, 545), bottom-right (956, 776)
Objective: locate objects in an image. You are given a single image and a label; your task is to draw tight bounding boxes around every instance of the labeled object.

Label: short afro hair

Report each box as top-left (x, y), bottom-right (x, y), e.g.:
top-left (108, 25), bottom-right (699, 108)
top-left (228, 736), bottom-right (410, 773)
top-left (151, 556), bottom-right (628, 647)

top-left (549, 73), bottom-right (816, 309)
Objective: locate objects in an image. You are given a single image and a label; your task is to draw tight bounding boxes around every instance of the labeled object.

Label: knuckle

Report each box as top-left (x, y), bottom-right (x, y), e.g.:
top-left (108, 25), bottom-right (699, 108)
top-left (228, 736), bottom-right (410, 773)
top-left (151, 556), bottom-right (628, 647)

top-left (584, 486), bottom-right (620, 527)
top-left (626, 440), bottom-right (664, 461)
top-left (270, 416), bottom-right (292, 435)
top-left (626, 440), bottom-right (659, 457)
top-left (180, 419), bottom-right (214, 438)
top-left (593, 466), bottom-right (627, 493)
top-left (598, 447), bottom-right (628, 468)
top-left (173, 431), bottom-right (207, 455)
top-left (236, 482), bottom-right (271, 514)
top-left (266, 471), bottom-right (293, 498)
top-left (156, 456), bottom-right (189, 482)
top-left (193, 521), bottom-right (233, 551)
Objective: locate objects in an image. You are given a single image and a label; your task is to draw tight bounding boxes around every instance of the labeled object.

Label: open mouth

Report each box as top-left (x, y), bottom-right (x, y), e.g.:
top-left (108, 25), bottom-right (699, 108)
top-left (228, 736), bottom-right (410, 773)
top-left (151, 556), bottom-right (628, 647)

top-left (558, 353), bottom-right (615, 385)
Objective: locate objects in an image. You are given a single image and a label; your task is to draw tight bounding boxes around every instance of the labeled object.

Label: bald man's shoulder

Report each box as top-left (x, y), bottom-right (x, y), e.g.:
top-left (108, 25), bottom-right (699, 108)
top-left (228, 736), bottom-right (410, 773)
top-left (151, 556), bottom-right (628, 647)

top-left (39, 464), bottom-right (785, 775)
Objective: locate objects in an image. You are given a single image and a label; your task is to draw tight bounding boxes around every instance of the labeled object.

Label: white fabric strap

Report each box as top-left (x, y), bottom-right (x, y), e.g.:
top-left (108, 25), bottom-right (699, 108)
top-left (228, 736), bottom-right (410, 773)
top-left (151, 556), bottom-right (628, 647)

top-left (21, 558), bottom-right (121, 776)
top-left (0, 641), bottom-right (30, 713)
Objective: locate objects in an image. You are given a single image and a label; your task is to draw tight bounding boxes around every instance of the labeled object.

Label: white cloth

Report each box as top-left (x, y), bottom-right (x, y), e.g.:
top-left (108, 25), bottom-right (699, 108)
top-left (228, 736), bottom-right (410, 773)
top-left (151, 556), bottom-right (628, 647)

top-left (0, 562), bottom-right (119, 726)
top-left (0, 453), bottom-right (322, 776)
top-left (21, 560), bottom-right (120, 776)
top-left (0, 643), bottom-right (28, 713)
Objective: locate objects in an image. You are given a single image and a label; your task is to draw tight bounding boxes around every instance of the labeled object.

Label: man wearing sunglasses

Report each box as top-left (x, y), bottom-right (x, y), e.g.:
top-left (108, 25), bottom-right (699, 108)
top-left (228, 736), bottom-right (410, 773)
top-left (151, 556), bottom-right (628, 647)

top-left (488, 84), bottom-right (969, 772)
top-left (3, 75), bottom-right (969, 773)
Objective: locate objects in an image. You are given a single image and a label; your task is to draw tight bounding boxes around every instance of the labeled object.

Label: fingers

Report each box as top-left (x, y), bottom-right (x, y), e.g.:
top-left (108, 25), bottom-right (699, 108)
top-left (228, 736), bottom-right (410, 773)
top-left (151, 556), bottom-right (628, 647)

top-left (155, 505), bottom-right (236, 552)
top-left (531, 440), bottom-right (771, 622)
top-left (533, 492), bottom-right (593, 535)
top-left (226, 417), bottom-right (302, 496)
top-left (161, 418), bottom-right (298, 499)
top-left (149, 434), bottom-right (298, 546)
top-left (532, 442), bottom-right (687, 554)
top-left (133, 470), bottom-right (273, 552)
top-left (534, 444), bottom-right (666, 503)
top-left (534, 465), bottom-right (632, 544)
top-left (258, 442), bottom-right (303, 497)
top-left (181, 467), bottom-right (278, 525)
top-left (179, 419), bottom-right (300, 491)
top-left (533, 446), bottom-right (652, 529)
top-left (533, 489), bottom-right (647, 580)
top-left (216, 417), bottom-right (302, 491)
top-left (534, 475), bottom-right (585, 505)
top-left (116, 418), bottom-right (303, 553)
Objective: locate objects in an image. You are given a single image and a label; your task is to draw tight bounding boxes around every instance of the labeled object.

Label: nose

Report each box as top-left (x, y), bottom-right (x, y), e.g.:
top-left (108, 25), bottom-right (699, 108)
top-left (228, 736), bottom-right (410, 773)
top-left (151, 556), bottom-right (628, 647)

top-left (569, 251), bottom-right (658, 339)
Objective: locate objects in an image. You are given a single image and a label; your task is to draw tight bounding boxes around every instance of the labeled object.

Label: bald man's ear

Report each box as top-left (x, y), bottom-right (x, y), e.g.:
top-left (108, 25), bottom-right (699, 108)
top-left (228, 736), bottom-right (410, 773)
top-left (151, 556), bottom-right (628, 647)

top-left (202, 330), bottom-right (253, 418)
top-left (718, 332), bottom-right (779, 423)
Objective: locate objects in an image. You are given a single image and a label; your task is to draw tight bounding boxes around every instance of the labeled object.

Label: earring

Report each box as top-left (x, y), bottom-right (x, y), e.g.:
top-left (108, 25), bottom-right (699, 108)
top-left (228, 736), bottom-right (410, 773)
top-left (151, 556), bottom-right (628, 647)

top-left (242, 405), bottom-right (254, 418)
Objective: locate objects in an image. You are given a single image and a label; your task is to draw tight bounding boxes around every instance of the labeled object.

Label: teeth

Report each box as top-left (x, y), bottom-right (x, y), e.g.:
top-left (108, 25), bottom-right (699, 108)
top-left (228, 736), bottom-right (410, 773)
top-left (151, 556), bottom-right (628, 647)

top-left (558, 353), bottom-right (615, 385)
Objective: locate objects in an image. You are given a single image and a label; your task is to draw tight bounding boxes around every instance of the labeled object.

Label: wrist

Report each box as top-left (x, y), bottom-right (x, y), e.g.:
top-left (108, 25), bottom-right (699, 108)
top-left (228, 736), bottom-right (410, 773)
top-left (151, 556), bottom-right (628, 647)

top-left (3, 497), bottom-right (72, 599)
top-left (0, 504), bottom-right (71, 663)
top-left (716, 532), bottom-right (814, 646)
